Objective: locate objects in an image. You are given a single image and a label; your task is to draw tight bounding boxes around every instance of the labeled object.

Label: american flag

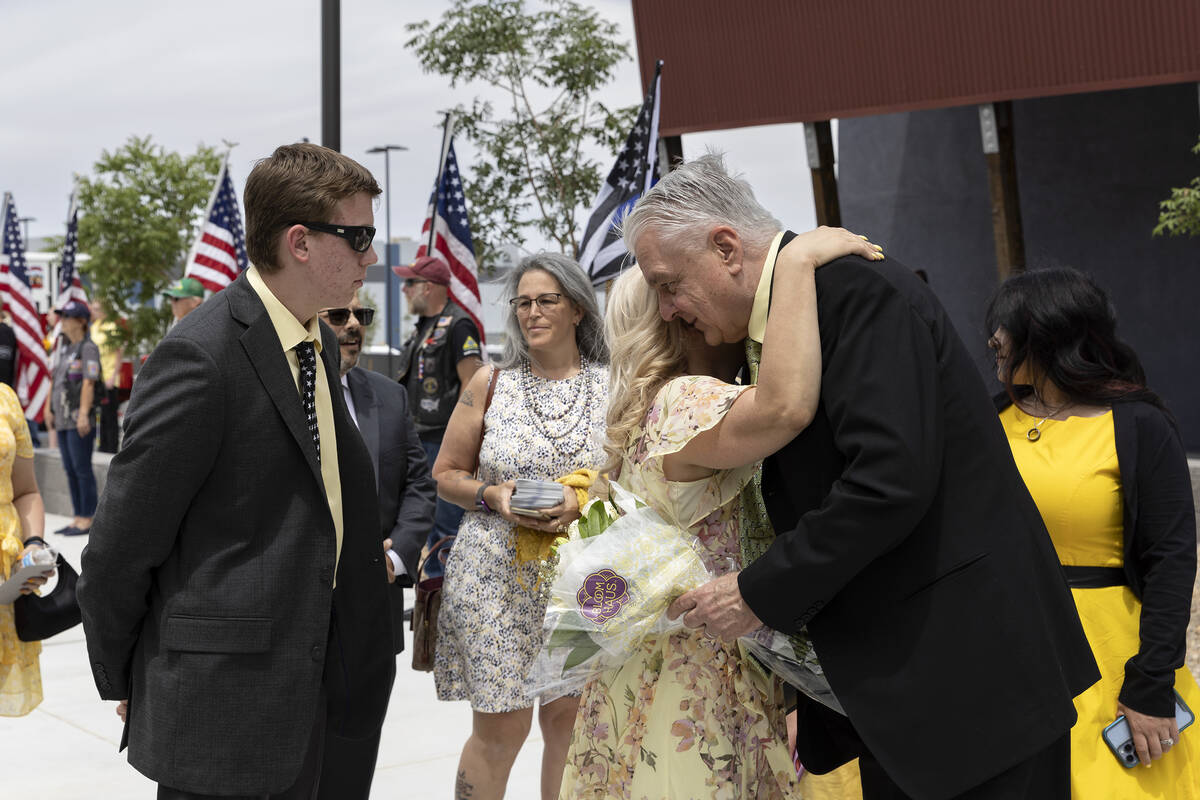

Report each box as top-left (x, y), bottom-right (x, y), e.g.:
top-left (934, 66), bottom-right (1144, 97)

top-left (578, 61), bottom-right (662, 286)
top-left (56, 193), bottom-right (89, 308)
top-left (184, 158), bottom-right (248, 292)
top-left (416, 139), bottom-right (484, 342)
top-left (0, 194), bottom-right (51, 420)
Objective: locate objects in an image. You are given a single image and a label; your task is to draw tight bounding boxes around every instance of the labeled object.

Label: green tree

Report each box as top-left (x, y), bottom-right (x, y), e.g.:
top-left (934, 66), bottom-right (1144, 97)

top-left (76, 135), bottom-right (223, 352)
top-left (406, 0), bottom-right (637, 266)
top-left (1154, 137), bottom-right (1200, 238)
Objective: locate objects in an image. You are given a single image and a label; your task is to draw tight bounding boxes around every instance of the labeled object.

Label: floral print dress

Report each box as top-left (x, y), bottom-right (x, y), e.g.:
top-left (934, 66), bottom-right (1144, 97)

top-left (560, 375), bottom-right (804, 800)
top-left (436, 362), bottom-right (608, 712)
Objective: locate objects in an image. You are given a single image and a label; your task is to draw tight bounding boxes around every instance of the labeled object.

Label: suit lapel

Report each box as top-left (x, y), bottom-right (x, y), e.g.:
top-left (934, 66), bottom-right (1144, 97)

top-left (347, 368), bottom-right (381, 489)
top-left (324, 328), bottom-right (377, 546)
top-left (229, 276), bottom-right (324, 490)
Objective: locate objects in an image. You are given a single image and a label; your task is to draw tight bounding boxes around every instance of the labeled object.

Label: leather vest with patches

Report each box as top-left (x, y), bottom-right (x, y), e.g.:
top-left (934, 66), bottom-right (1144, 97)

top-left (397, 300), bottom-right (473, 438)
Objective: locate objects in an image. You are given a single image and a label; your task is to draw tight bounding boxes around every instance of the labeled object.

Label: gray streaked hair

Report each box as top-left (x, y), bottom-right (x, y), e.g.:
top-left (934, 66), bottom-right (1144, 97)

top-left (497, 252), bottom-right (609, 369)
top-left (621, 152), bottom-right (781, 257)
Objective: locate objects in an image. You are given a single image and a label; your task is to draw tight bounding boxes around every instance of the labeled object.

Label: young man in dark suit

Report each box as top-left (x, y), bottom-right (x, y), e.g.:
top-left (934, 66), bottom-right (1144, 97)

top-left (632, 154), bottom-right (1099, 799)
top-left (79, 143), bottom-right (395, 799)
top-left (316, 294), bottom-right (436, 799)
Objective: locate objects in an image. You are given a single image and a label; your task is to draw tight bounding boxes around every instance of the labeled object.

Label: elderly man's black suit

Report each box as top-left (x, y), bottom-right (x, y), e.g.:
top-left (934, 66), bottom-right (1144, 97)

top-left (318, 366), bottom-right (436, 799)
top-left (738, 253), bottom-right (1099, 799)
top-left (78, 273), bottom-right (394, 796)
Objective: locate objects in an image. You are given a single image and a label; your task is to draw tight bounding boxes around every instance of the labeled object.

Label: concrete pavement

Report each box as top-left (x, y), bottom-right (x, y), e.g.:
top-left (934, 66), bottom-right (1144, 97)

top-left (1, 512), bottom-right (545, 799)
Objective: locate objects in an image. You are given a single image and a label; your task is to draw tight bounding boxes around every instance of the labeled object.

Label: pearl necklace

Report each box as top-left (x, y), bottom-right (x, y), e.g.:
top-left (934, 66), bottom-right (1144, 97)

top-left (520, 357), bottom-right (594, 454)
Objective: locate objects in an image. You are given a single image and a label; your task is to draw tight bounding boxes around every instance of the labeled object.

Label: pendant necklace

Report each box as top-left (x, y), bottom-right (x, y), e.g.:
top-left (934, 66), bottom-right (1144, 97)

top-left (1025, 403), bottom-right (1069, 442)
top-left (1026, 417), bottom-right (1050, 442)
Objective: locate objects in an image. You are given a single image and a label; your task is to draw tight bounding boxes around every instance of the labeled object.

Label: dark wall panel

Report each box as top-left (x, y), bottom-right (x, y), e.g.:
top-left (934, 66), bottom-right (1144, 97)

top-left (839, 83), bottom-right (1200, 448)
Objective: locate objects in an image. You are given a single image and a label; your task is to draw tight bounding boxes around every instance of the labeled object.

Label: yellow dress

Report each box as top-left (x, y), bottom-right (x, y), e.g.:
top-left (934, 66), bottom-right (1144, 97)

top-left (1000, 405), bottom-right (1200, 798)
top-left (0, 382), bottom-right (42, 716)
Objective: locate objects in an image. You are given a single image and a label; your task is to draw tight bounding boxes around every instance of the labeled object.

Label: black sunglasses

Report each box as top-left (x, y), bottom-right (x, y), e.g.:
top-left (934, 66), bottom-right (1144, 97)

top-left (320, 307), bottom-right (376, 326)
top-left (293, 221), bottom-right (376, 253)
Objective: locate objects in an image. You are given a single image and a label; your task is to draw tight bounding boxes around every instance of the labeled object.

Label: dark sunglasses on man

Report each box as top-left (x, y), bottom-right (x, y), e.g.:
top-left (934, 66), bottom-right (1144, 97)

top-left (292, 221), bottom-right (376, 253)
top-left (319, 307), bottom-right (376, 326)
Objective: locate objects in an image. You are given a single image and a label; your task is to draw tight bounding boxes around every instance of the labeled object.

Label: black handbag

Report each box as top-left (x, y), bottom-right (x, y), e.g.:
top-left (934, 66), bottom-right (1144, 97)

top-left (14, 553), bottom-right (82, 642)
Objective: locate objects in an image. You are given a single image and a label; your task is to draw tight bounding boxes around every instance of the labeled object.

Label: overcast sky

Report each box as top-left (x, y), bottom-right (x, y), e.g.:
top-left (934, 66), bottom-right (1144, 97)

top-left (2, 0), bottom-right (820, 253)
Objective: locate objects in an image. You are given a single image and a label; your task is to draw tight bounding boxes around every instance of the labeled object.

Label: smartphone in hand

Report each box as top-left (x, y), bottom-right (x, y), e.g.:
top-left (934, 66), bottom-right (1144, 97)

top-left (1102, 691), bottom-right (1194, 768)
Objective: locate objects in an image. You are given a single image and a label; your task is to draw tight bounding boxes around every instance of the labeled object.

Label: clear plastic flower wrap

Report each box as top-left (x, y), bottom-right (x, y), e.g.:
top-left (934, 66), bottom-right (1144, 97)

top-left (527, 483), bottom-right (844, 714)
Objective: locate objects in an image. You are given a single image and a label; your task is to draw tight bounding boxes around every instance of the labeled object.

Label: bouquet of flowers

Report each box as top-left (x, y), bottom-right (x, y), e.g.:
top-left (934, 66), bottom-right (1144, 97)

top-left (527, 483), bottom-right (843, 714)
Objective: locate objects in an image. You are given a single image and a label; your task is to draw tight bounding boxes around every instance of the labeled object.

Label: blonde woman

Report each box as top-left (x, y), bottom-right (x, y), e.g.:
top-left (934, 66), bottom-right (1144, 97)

top-left (559, 229), bottom-right (879, 799)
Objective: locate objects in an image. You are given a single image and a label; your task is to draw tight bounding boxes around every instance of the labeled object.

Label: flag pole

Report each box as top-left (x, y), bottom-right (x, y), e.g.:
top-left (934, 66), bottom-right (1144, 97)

top-left (427, 111), bottom-right (459, 254)
top-left (0, 194), bottom-right (10, 319)
top-left (54, 189), bottom-right (77, 308)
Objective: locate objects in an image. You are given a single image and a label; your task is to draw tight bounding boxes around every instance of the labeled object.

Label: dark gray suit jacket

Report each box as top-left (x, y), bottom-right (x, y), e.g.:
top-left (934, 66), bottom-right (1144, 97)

top-left (78, 273), bottom-right (395, 796)
top-left (345, 366), bottom-right (436, 653)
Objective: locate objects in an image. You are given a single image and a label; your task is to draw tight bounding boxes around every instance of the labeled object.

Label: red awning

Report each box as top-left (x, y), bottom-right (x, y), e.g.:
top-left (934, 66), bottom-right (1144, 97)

top-left (632, 0), bottom-right (1200, 136)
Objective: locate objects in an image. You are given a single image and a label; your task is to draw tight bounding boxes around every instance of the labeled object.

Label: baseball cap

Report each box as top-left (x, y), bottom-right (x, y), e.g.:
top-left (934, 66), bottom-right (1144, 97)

top-left (163, 277), bottom-right (205, 299)
top-left (57, 300), bottom-right (91, 319)
top-left (393, 256), bottom-right (451, 286)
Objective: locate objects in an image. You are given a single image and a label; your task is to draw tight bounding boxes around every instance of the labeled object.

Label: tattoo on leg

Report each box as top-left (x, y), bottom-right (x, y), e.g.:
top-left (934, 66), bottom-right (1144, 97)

top-left (456, 769), bottom-right (475, 799)
top-left (459, 388), bottom-right (476, 407)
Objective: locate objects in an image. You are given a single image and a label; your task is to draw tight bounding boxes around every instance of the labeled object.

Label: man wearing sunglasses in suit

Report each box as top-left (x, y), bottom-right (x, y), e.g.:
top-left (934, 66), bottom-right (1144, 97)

top-left (79, 143), bottom-right (396, 798)
top-left (316, 295), bottom-right (436, 799)
top-left (395, 256), bottom-right (484, 580)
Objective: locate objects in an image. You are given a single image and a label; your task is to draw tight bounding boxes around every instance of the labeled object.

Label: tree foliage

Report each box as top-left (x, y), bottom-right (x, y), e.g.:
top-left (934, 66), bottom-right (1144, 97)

top-left (1154, 137), bottom-right (1200, 238)
top-left (76, 135), bottom-right (222, 352)
top-left (406, 0), bottom-right (637, 266)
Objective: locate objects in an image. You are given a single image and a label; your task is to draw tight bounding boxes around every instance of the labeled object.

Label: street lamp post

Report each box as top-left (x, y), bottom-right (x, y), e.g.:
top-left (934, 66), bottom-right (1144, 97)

top-left (367, 144), bottom-right (408, 378)
top-left (17, 217), bottom-right (35, 245)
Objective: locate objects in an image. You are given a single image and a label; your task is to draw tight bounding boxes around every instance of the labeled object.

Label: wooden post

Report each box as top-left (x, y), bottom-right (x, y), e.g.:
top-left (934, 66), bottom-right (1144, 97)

top-left (804, 121), bottom-right (842, 227)
top-left (979, 102), bottom-right (1025, 280)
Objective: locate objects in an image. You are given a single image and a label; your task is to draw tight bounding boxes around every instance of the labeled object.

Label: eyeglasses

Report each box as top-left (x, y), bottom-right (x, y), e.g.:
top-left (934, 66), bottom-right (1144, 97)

top-left (403, 278), bottom-right (429, 289)
top-left (320, 307), bottom-right (376, 326)
top-left (509, 293), bottom-right (563, 315)
top-left (292, 221), bottom-right (376, 253)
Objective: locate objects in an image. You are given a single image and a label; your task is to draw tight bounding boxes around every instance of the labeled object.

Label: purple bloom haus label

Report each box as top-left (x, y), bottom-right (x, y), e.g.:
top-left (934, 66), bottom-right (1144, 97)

top-left (577, 568), bottom-right (630, 624)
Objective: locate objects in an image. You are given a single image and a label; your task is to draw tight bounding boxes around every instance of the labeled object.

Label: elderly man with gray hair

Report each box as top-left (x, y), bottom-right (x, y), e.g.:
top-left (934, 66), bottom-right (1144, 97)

top-left (629, 153), bottom-right (1099, 800)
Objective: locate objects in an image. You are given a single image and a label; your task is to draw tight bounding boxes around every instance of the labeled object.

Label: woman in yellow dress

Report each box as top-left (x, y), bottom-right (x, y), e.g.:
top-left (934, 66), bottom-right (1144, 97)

top-left (987, 267), bottom-right (1199, 798)
top-left (0, 381), bottom-right (52, 716)
top-left (559, 227), bottom-right (878, 800)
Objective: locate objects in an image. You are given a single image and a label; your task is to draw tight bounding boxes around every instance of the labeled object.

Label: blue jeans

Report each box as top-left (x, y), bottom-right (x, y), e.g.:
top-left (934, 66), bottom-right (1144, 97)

top-left (59, 428), bottom-right (98, 517)
top-left (420, 438), bottom-right (465, 579)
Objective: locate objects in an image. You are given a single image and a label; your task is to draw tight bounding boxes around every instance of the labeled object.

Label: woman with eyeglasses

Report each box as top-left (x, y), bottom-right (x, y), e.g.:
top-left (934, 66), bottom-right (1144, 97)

top-left (431, 253), bottom-right (609, 800)
top-left (987, 267), bottom-right (1200, 796)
